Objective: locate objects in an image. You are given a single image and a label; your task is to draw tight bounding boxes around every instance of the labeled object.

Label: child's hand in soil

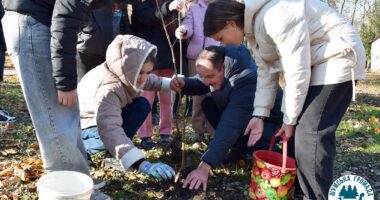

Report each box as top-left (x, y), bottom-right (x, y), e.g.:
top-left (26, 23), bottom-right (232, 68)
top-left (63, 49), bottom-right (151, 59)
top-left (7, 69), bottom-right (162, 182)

top-left (139, 161), bottom-right (176, 180)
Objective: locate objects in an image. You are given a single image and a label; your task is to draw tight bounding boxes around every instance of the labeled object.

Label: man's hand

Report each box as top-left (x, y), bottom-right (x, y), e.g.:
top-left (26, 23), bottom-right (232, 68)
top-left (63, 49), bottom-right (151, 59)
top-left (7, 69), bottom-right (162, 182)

top-left (175, 26), bottom-right (187, 40)
top-left (57, 89), bottom-right (77, 106)
top-left (244, 117), bottom-right (264, 147)
top-left (182, 161), bottom-right (211, 191)
top-left (170, 76), bottom-right (185, 92)
top-left (275, 123), bottom-right (295, 139)
top-left (168, 0), bottom-right (183, 11)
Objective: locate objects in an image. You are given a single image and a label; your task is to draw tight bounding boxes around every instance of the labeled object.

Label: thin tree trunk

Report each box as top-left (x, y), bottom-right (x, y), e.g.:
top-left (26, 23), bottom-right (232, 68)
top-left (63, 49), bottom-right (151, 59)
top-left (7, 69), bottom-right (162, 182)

top-left (340, 0), bottom-right (346, 14)
top-left (351, 0), bottom-right (359, 24)
top-left (361, 0), bottom-right (369, 24)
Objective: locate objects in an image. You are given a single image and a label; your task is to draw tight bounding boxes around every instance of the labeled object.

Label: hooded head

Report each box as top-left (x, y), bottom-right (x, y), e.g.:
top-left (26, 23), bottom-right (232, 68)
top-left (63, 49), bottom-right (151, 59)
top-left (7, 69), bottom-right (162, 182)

top-left (105, 35), bottom-right (157, 89)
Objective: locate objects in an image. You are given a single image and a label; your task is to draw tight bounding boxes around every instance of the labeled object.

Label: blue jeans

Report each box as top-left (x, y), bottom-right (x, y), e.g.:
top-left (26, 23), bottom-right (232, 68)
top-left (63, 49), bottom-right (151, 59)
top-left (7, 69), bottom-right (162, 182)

top-left (82, 97), bottom-right (151, 154)
top-left (2, 11), bottom-right (89, 175)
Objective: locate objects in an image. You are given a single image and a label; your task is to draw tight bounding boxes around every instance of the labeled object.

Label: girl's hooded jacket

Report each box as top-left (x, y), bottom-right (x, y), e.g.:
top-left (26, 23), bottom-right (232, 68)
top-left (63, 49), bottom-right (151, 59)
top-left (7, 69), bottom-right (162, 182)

top-left (78, 35), bottom-right (170, 170)
top-left (242, 0), bottom-right (366, 125)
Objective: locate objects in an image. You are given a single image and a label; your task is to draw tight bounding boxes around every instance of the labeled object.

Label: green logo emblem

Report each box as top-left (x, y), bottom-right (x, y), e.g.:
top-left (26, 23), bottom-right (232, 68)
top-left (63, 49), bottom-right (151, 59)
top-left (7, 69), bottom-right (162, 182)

top-left (328, 175), bottom-right (374, 200)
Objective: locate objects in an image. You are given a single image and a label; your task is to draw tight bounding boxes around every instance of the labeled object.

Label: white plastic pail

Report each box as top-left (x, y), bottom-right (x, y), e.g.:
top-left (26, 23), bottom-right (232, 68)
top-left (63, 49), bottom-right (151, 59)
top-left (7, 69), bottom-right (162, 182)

top-left (37, 171), bottom-right (94, 200)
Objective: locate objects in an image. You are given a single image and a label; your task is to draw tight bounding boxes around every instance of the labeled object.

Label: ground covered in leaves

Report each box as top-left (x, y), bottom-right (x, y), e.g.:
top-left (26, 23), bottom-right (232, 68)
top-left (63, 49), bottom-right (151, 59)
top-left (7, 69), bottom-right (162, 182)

top-left (0, 71), bottom-right (379, 199)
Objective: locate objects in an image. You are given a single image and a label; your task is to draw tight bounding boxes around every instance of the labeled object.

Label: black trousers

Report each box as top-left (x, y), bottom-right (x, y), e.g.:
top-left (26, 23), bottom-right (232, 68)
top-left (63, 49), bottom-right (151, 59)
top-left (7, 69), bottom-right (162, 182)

top-left (295, 81), bottom-right (352, 200)
top-left (201, 96), bottom-right (283, 157)
top-left (76, 52), bottom-right (105, 82)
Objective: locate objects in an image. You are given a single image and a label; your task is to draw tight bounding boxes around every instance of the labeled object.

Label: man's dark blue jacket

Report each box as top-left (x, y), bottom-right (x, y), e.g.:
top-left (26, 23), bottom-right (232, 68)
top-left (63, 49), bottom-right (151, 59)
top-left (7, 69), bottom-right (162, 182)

top-left (181, 45), bottom-right (283, 167)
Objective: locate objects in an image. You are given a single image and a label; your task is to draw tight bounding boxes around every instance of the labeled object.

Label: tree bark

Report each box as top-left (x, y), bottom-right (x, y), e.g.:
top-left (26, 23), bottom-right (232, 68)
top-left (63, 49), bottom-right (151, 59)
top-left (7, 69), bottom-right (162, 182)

top-left (340, 0), bottom-right (346, 14)
top-left (361, 0), bottom-right (369, 24)
top-left (351, 0), bottom-right (359, 24)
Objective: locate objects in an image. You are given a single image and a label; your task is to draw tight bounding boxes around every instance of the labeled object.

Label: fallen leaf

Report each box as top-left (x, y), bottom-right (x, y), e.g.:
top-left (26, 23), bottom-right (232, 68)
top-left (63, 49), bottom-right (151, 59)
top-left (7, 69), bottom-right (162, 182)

top-left (0, 168), bottom-right (13, 177)
top-left (28, 186), bottom-right (37, 193)
top-left (34, 159), bottom-right (43, 166)
top-left (126, 175), bottom-right (137, 181)
top-left (11, 192), bottom-right (21, 199)
top-left (22, 157), bottom-right (34, 165)
top-left (29, 143), bottom-right (39, 150)
top-left (375, 127), bottom-right (380, 134)
top-left (0, 148), bottom-right (17, 156)
top-left (0, 162), bottom-right (12, 170)
top-left (368, 116), bottom-right (379, 123)
top-left (14, 168), bottom-right (30, 182)
top-left (4, 123), bottom-right (14, 129)
top-left (1, 176), bottom-right (21, 186)
top-left (92, 170), bottom-right (105, 178)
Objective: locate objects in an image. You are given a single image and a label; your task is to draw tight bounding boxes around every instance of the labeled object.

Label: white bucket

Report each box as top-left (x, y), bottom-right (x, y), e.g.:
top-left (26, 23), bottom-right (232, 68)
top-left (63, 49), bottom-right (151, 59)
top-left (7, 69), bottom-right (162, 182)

top-left (37, 171), bottom-right (94, 200)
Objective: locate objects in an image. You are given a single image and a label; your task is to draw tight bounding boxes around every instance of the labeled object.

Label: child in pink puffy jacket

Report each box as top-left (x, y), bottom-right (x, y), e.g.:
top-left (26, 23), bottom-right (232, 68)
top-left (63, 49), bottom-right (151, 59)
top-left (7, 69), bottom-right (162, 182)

top-left (175, 0), bottom-right (219, 139)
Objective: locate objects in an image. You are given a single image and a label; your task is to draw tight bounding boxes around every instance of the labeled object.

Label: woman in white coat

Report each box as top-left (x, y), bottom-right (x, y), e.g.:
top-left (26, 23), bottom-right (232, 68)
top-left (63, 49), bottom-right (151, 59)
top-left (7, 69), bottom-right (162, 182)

top-left (203, 0), bottom-right (366, 199)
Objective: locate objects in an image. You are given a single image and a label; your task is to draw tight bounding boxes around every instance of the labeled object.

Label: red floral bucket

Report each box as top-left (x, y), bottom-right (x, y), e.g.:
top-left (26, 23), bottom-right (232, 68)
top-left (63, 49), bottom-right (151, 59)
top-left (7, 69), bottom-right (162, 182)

top-left (249, 132), bottom-right (297, 200)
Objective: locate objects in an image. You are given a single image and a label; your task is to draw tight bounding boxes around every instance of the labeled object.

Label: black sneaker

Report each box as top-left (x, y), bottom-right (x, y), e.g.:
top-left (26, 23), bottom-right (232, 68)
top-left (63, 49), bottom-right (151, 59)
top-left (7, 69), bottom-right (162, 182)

top-left (160, 135), bottom-right (171, 147)
top-left (141, 137), bottom-right (155, 150)
top-left (0, 109), bottom-right (15, 124)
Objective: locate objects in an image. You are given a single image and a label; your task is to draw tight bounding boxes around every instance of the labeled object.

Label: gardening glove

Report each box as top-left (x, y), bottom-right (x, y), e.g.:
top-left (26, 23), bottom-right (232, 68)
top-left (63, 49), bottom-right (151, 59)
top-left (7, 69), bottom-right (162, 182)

top-left (138, 161), bottom-right (176, 180)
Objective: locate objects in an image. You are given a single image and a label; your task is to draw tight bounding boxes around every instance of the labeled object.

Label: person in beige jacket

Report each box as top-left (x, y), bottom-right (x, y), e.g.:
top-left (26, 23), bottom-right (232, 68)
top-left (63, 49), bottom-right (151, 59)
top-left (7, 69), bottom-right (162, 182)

top-left (203, 0), bottom-right (366, 199)
top-left (78, 35), bottom-right (175, 180)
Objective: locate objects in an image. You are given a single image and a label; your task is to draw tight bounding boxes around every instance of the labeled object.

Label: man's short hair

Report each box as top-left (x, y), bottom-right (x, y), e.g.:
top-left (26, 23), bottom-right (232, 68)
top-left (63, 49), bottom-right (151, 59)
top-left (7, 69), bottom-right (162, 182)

top-left (196, 46), bottom-right (225, 71)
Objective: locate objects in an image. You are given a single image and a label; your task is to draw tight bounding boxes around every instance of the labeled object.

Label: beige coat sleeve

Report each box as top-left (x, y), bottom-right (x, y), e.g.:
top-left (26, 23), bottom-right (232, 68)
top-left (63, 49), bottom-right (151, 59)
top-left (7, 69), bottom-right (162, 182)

top-left (252, 53), bottom-right (280, 118)
top-left (263, 2), bottom-right (311, 125)
top-left (95, 84), bottom-right (144, 170)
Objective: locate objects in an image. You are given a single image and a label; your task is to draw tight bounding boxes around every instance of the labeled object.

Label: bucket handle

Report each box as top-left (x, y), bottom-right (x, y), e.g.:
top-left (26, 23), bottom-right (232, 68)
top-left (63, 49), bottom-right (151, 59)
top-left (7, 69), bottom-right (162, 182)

top-left (268, 130), bottom-right (288, 173)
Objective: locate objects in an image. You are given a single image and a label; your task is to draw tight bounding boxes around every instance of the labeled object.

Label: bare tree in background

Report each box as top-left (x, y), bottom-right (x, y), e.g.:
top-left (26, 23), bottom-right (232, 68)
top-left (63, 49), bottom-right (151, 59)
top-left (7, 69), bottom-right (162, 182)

top-left (360, 0), bottom-right (369, 22)
top-left (351, 0), bottom-right (359, 24)
top-left (340, 0), bottom-right (347, 14)
top-left (333, 0), bottom-right (378, 28)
